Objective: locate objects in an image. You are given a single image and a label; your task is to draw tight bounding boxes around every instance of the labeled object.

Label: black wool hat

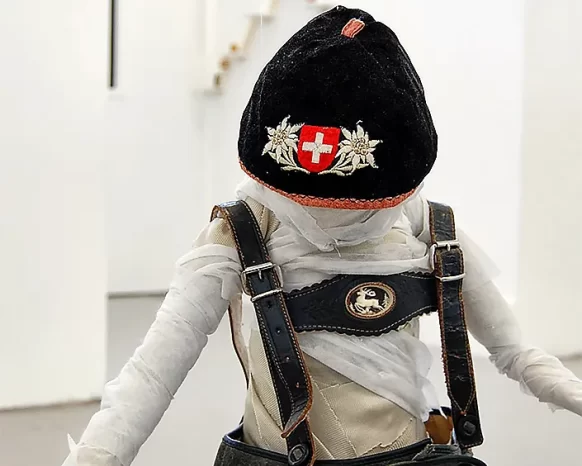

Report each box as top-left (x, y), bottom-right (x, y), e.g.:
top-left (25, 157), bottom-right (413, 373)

top-left (238, 5), bottom-right (437, 209)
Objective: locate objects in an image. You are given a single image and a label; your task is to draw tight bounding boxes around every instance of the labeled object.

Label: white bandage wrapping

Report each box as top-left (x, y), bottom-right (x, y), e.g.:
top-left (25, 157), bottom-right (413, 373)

top-left (62, 177), bottom-right (582, 465)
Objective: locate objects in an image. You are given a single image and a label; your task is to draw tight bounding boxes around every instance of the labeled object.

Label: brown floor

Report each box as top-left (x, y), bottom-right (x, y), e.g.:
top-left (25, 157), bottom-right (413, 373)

top-left (1, 296), bottom-right (581, 466)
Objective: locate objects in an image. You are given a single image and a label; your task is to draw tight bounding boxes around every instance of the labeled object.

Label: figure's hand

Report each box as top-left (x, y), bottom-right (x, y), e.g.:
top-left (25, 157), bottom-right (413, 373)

top-left (60, 434), bottom-right (124, 466)
top-left (59, 435), bottom-right (78, 466)
top-left (424, 410), bottom-right (453, 444)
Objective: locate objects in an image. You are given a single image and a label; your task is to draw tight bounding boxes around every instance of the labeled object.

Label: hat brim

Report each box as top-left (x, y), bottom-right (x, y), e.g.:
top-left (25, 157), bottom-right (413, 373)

top-left (240, 162), bottom-right (416, 210)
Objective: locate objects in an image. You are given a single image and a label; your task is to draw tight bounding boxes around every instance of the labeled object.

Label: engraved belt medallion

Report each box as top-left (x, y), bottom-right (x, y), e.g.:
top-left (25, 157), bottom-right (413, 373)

top-left (345, 282), bottom-right (396, 320)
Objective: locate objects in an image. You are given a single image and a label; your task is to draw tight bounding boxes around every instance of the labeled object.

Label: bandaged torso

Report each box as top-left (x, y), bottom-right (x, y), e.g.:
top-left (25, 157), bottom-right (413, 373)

top-left (62, 178), bottom-right (582, 466)
top-left (211, 195), bottom-right (452, 459)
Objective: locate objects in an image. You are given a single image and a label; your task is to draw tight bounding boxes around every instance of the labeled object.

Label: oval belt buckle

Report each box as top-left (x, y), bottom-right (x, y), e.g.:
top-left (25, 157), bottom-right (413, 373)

top-left (345, 282), bottom-right (396, 320)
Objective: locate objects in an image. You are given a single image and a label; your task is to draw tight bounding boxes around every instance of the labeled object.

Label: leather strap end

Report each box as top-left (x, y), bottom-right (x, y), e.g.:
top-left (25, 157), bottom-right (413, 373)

top-left (281, 403), bottom-right (312, 438)
top-left (210, 204), bottom-right (223, 222)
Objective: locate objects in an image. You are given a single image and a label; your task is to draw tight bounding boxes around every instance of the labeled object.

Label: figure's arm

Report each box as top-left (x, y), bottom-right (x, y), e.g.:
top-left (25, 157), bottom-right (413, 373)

top-left (409, 195), bottom-right (582, 415)
top-left (464, 277), bottom-right (582, 417)
top-left (62, 219), bottom-right (243, 466)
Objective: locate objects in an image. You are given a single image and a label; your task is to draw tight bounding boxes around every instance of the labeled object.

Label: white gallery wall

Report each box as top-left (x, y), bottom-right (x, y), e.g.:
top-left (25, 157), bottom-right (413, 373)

top-left (1, 0), bottom-right (580, 410)
top-left (0, 1), bottom-right (108, 408)
top-left (105, 0), bottom-right (209, 293)
top-left (198, 0), bottom-right (526, 354)
top-left (108, 0), bottom-right (525, 303)
top-left (326, 0), bottom-right (525, 302)
top-left (105, 0), bottom-right (528, 357)
top-left (516, 0), bottom-right (582, 356)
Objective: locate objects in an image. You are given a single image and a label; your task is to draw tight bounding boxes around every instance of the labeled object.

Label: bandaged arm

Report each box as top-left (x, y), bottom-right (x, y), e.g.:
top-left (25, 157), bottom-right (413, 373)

top-left (464, 280), bottom-right (582, 417)
top-left (408, 195), bottom-right (581, 417)
top-left (61, 219), bottom-right (243, 466)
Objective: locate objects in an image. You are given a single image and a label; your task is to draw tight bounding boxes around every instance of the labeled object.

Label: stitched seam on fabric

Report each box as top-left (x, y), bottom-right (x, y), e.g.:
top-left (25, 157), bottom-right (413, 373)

top-left (253, 317), bottom-right (288, 429)
top-left (311, 432), bottom-right (334, 461)
top-left (239, 201), bottom-right (270, 259)
top-left (255, 311), bottom-right (290, 422)
top-left (341, 19), bottom-right (365, 38)
top-left (210, 205), bottom-right (220, 222)
top-left (430, 205), bottom-right (460, 411)
top-left (448, 205), bottom-right (456, 240)
top-left (219, 203), bottom-right (314, 456)
top-left (76, 444), bottom-right (126, 466)
top-left (238, 202), bottom-right (299, 417)
top-left (295, 305), bottom-right (436, 333)
top-left (218, 204), bottom-right (289, 423)
top-left (288, 273), bottom-right (435, 300)
top-left (259, 205), bottom-right (267, 234)
top-left (450, 208), bottom-right (478, 411)
top-left (213, 207), bottom-right (250, 383)
top-left (438, 257), bottom-right (461, 411)
top-left (401, 273), bottom-right (433, 280)
top-left (134, 354), bottom-right (174, 401)
top-left (228, 304), bottom-right (250, 383)
top-left (240, 163), bottom-right (416, 209)
top-left (457, 251), bottom-right (477, 412)
top-left (441, 206), bottom-right (477, 413)
top-left (303, 417), bottom-right (317, 466)
top-left (250, 331), bottom-right (286, 430)
top-left (277, 289), bottom-right (310, 424)
top-left (160, 303), bottom-right (208, 342)
top-left (287, 275), bottom-right (346, 300)
top-left (167, 288), bottom-right (214, 332)
top-left (318, 380), bottom-right (352, 392)
top-left (248, 375), bottom-right (267, 445)
top-left (239, 201), bottom-right (313, 432)
top-left (360, 417), bottom-right (416, 456)
top-left (312, 379), bottom-right (358, 458)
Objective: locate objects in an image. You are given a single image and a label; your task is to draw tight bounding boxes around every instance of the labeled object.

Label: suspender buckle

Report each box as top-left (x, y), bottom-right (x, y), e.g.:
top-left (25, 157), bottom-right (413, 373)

top-left (242, 262), bottom-right (278, 295)
top-left (430, 240), bottom-right (461, 266)
top-left (431, 240), bottom-right (461, 252)
top-left (430, 240), bottom-right (466, 282)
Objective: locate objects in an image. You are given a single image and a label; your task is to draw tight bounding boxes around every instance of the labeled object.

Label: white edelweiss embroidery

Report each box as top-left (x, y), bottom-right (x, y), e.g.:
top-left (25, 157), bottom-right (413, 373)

top-left (263, 118), bottom-right (382, 177)
top-left (319, 123), bottom-right (382, 177)
top-left (262, 116), bottom-right (307, 173)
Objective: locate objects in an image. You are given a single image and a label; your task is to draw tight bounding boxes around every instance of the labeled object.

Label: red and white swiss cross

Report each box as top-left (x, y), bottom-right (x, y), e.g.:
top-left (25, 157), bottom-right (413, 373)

top-left (297, 125), bottom-right (340, 173)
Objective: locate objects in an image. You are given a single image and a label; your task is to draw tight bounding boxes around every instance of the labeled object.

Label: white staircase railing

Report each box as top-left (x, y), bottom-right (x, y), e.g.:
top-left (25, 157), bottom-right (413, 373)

top-left (203, 0), bottom-right (338, 93)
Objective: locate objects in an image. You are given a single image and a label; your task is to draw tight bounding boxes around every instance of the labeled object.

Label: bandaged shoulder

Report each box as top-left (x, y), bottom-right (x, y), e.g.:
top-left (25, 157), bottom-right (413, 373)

top-left (194, 197), bottom-right (280, 249)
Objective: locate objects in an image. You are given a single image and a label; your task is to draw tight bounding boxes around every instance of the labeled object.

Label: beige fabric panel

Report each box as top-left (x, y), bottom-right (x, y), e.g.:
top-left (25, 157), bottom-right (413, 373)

top-left (209, 197), bottom-right (281, 248)
top-left (210, 199), bottom-right (427, 458)
top-left (208, 198), bottom-right (282, 378)
top-left (243, 330), bottom-right (427, 460)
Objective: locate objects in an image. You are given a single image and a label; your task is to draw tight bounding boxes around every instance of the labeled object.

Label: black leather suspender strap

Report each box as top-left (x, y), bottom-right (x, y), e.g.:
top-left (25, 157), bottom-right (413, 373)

top-left (429, 202), bottom-right (483, 449)
top-left (212, 200), bottom-right (316, 466)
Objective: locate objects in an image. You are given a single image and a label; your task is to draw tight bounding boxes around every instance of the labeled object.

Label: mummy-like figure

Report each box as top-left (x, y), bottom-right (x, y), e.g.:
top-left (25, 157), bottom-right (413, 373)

top-left (62, 6), bottom-right (582, 466)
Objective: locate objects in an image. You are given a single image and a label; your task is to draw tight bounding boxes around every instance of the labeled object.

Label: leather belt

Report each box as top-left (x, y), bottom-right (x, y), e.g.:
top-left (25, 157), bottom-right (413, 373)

top-left (285, 273), bottom-right (438, 336)
top-left (212, 201), bottom-right (315, 466)
top-left (429, 202), bottom-right (483, 449)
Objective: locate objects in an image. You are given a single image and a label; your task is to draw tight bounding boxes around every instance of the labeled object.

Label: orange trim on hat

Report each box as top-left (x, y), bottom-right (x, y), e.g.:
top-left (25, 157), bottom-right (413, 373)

top-left (341, 19), bottom-right (366, 38)
top-left (240, 163), bottom-right (416, 210)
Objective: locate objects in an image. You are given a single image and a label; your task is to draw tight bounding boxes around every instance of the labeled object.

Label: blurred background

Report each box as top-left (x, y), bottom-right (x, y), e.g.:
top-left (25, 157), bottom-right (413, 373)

top-left (0, 0), bottom-right (580, 465)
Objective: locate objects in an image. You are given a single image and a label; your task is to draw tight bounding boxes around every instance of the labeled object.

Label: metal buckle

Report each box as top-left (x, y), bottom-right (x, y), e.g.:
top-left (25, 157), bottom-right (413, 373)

top-left (250, 288), bottom-right (284, 303)
top-left (242, 262), bottom-right (276, 295)
top-left (437, 273), bottom-right (466, 283)
top-left (429, 240), bottom-right (460, 268)
top-left (430, 240), bottom-right (466, 282)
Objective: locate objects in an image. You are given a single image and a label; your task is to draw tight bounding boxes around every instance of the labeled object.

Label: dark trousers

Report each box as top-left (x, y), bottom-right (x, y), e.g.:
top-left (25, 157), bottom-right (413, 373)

top-left (213, 427), bottom-right (487, 466)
